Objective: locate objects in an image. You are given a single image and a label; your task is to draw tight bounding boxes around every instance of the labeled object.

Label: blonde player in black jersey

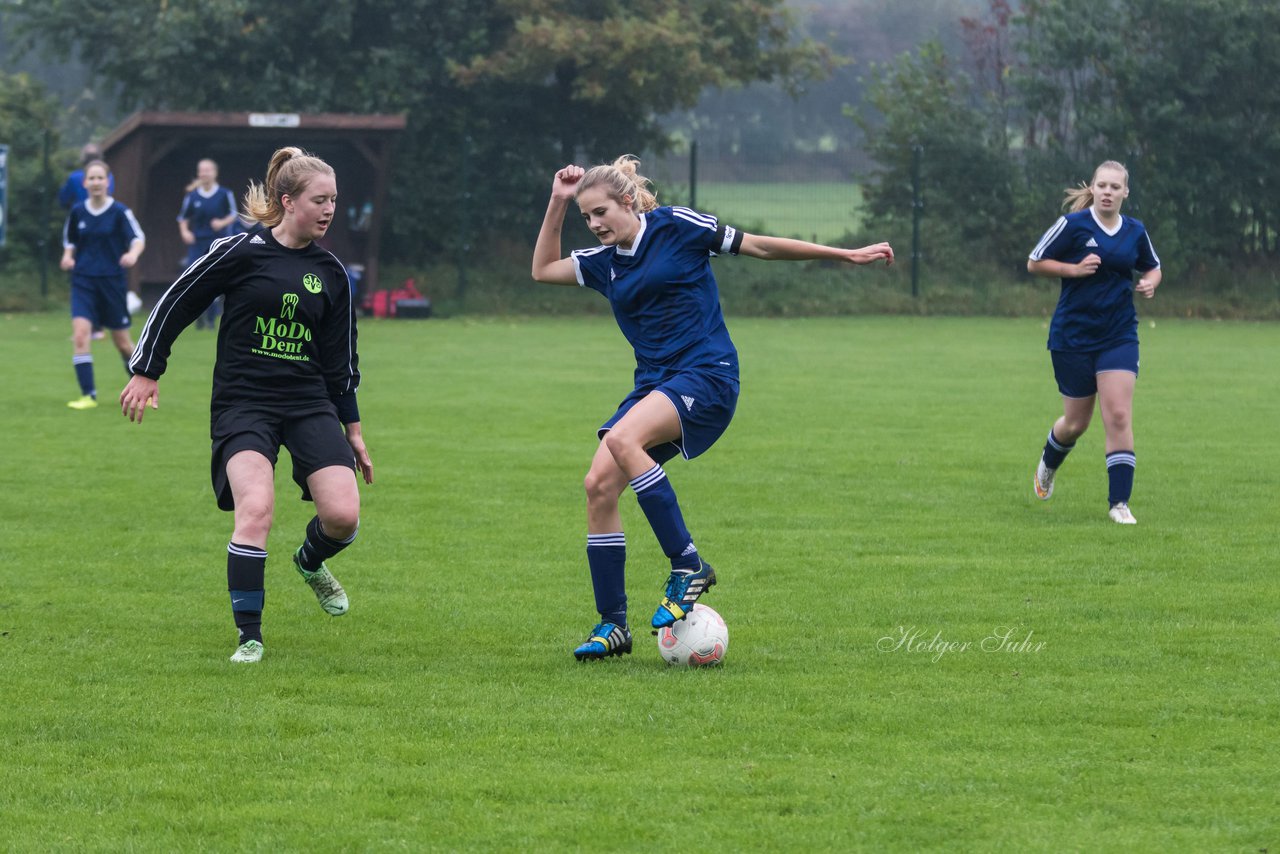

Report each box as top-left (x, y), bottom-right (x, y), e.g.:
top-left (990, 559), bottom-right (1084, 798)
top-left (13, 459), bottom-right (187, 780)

top-left (121, 148), bottom-right (372, 663)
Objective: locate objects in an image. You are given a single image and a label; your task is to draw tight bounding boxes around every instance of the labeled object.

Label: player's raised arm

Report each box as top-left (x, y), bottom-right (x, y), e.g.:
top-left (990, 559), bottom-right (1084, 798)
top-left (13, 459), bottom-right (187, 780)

top-left (532, 165), bottom-right (585, 286)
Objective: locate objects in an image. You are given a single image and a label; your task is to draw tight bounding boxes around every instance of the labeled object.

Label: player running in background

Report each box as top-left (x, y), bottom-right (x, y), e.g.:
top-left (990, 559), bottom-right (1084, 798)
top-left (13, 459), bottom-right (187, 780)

top-left (1028, 160), bottom-right (1162, 524)
top-left (60, 159), bottom-right (144, 409)
top-left (121, 147), bottom-right (373, 663)
top-left (177, 158), bottom-right (240, 329)
top-left (532, 156), bottom-right (893, 660)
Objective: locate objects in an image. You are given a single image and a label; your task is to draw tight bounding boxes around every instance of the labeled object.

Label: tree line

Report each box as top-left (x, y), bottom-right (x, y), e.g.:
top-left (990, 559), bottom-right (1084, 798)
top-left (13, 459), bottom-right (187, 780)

top-left (857, 0), bottom-right (1280, 281)
top-left (3, 0), bottom-right (1277, 291)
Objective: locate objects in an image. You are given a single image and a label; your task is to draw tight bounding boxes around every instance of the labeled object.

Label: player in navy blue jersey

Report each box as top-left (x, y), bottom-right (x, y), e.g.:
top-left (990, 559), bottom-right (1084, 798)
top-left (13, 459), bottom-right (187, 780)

top-left (120, 147), bottom-right (373, 663)
top-left (1027, 160), bottom-right (1162, 524)
top-left (60, 160), bottom-right (145, 410)
top-left (532, 156), bottom-right (893, 660)
top-left (177, 158), bottom-right (240, 329)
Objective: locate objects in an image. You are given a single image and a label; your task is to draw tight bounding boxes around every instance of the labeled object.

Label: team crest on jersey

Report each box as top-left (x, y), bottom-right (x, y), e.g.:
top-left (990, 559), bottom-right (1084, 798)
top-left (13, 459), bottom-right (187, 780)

top-left (302, 273), bottom-right (323, 294)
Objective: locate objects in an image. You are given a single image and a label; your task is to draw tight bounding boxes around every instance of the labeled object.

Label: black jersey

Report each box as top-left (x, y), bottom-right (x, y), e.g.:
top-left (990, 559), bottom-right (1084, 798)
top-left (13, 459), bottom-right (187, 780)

top-left (130, 225), bottom-right (360, 423)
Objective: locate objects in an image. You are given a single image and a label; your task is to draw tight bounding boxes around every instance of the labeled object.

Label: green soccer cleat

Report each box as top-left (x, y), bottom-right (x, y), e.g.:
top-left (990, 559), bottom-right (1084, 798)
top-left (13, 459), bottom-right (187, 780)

top-left (230, 639), bottom-right (264, 663)
top-left (67, 395), bottom-right (98, 410)
top-left (293, 547), bottom-right (349, 616)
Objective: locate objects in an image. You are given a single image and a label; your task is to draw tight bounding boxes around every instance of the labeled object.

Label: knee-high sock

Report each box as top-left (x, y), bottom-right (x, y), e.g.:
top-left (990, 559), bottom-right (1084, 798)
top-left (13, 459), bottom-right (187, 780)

top-left (73, 354), bottom-right (95, 398)
top-left (630, 464), bottom-right (700, 572)
top-left (296, 515), bottom-right (357, 572)
top-left (228, 542), bottom-right (267, 644)
top-left (1106, 450), bottom-right (1136, 505)
top-left (587, 533), bottom-right (627, 626)
top-left (1041, 428), bottom-right (1075, 470)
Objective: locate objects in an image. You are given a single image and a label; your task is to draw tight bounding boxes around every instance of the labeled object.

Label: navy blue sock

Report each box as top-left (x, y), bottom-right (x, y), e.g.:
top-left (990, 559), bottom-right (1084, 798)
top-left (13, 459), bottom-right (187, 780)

top-left (73, 354), bottom-right (95, 398)
top-left (1106, 450), bottom-right (1136, 505)
top-left (227, 542), bottom-right (267, 644)
top-left (1041, 428), bottom-right (1075, 470)
top-left (630, 464), bottom-right (699, 572)
top-left (587, 533), bottom-right (627, 626)
top-left (297, 515), bottom-right (357, 572)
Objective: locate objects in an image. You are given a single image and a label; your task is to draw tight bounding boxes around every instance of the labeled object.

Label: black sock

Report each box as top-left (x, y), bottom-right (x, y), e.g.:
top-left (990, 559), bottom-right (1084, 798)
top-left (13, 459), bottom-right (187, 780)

top-left (296, 515), bottom-right (357, 572)
top-left (227, 542), bottom-right (267, 644)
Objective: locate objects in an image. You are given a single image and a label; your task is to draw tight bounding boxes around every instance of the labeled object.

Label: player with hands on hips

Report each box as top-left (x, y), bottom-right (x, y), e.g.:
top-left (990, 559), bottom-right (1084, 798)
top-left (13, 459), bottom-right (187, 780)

top-left (532, 156), bottom-right (892, 661)
top-left (1027, 159), bottom-right (1162, 524)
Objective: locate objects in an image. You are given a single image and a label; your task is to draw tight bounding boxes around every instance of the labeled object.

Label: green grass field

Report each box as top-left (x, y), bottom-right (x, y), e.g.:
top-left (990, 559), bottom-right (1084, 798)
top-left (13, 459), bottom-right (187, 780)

top-left (691, 182), bottom-right (865, 243)
top-left (2, 312), bottom-right (1277, 850)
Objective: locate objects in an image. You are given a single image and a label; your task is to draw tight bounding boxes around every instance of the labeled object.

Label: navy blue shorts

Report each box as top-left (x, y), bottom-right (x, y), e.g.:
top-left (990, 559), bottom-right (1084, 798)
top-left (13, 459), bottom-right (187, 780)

top-left (210, 408), bottom-right (355, 511)
top-left (599, 371), bottom-right (740, 463)
top-left (1051, 342), bottom-right (1140, 398)
top-left (70, 274), bottom-right (131, 329)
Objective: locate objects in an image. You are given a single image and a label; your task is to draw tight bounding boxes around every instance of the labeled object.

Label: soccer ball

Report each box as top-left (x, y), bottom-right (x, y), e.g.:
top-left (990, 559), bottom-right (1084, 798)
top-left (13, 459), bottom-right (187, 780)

top-left (656, 603), bottom-right (728, 666)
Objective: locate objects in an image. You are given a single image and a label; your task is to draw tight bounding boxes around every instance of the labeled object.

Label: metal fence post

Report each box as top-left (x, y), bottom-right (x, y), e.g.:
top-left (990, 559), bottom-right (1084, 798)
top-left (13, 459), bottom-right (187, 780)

top-left (911, 143), bottom-right (923, 298)
top-left (689, 139), bottom-right (698, 211)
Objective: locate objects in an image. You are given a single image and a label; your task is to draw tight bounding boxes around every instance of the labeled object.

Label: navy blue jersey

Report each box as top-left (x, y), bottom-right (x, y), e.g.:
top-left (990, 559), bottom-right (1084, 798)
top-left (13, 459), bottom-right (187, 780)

top-left (1029, 209), bottom-right (1160, 351)
top-left (178, 184), bottom-right (238, 241)
top-left (130, 225), bottom-right (360, 423)
top-left (572, 206), bottom-right (741, 388)
top-left (62, 199), bottom-right (145, 278)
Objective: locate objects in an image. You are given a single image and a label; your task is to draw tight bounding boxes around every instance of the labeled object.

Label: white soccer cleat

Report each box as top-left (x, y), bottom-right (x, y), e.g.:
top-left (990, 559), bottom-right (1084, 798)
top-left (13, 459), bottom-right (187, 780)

top-left (294, 548), bottom-right (349, 616)
top-left (1033, 459), bottom-right (1056, 500)
top-left (230, 640), bottom-right (264, 663)
top-left (1108, 503), bottom-right (1137, 525)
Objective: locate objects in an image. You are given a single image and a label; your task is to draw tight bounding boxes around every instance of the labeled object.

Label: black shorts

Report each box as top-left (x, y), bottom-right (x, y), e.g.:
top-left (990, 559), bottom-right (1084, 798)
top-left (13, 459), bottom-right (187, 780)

top-left (210, 408), bottom-right (355, 511)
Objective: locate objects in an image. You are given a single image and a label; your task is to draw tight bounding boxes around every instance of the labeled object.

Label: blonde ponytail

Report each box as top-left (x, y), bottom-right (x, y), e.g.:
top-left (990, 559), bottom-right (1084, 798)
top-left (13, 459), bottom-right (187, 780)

top-left (1063, 159), bottom-right (1129, 213)
top-left (242, 147), bottom-right (335, 227)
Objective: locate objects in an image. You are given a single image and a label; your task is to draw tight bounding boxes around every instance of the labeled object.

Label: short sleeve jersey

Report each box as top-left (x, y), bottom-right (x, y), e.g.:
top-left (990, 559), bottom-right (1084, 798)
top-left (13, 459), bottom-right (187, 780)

top-left (62, 199), bottom-right (145, 278)
top-left (130, 225), bottom-right (360, 423)
top-left (1029, 208), bottom-right (1161, 351)
top-left (571, 206), bottom-right (740, 388)
top-left (178, 185), bottom-right (238, 241)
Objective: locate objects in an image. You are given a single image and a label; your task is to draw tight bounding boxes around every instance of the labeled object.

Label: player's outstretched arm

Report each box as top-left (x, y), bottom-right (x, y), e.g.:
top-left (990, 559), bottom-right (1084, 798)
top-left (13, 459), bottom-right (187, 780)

top-left (532, 166), bottom-right (585, 286)
top-left (738, 234), bottom-right (894, 266)
top-left (120, 375), bottom-right (159, 424)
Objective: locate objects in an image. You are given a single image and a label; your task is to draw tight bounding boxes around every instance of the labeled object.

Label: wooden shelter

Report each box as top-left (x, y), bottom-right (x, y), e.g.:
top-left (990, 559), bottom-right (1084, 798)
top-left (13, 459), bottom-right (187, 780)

top-left (101, 111), bottom-right (405, 304)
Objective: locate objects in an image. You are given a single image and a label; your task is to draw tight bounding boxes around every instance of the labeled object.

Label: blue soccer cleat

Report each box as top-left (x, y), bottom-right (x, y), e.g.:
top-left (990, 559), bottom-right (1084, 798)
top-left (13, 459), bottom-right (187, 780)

top-left (573, 621), bottom-right (633, 660)
top-left (652, 561), bottom-right (716, 629)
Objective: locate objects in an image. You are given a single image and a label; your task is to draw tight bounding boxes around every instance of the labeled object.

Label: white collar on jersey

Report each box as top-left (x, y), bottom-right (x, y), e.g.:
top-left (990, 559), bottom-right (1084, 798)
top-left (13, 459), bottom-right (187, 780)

top-left (615, 212), bottom-right (648, 256)
top-left (196, 183), bottom-right (223, 198)
top-left (84, 197), bottom-right (115, 216)
top-left (1089, 206), bottom-right (1124, 236)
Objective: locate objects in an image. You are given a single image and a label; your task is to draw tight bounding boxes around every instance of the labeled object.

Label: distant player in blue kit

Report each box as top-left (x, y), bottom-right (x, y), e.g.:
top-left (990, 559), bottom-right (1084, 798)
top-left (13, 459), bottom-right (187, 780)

top-left (60, 159), bottom-right (145, 410)
top-left (120, 147), bottom-right (373, 664)
top-left (532, 156), bottom-right (894, 660)
top-left (177, 158), bottom-right (240, 329)
top-left (1028, 160), bottom-right (1162, 524)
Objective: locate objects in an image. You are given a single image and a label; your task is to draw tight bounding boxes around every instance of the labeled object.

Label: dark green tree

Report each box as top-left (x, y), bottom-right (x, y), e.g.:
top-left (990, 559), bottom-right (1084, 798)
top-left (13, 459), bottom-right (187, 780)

top-left (8, 0), bottom-right (829, 262)
top-left (0, 72), bottom-right (63, 293)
